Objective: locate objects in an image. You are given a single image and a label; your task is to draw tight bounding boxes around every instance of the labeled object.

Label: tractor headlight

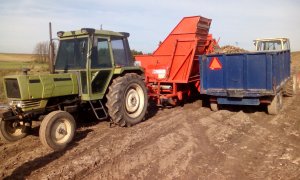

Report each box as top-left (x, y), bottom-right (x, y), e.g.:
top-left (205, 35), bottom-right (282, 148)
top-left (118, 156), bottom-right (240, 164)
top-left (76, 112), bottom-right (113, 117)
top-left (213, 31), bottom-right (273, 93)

top-left (9, 101), bottom-right (24, 108)
top-left (16, 101), bottom-right (23, 108)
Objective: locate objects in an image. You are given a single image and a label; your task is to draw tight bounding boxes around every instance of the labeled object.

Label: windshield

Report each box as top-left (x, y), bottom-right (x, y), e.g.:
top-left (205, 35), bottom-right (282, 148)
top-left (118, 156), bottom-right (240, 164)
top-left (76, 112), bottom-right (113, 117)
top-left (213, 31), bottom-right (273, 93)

top-left (257, 40), bottom-right (282, 51)
top-left (55, 37), bottom-right (88, 70)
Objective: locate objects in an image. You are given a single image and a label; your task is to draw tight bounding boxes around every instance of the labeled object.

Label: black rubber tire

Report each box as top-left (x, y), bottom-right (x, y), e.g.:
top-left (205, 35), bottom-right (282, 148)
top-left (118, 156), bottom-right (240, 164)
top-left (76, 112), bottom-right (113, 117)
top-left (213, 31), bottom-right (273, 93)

top-left (0, 118), bottom-right (30, 142)
top-left (210, 102), bottom-right (219, 112)
top-left (106, 73), bottom-right (148, 127)
top-left (283, 76), bottom-right (297, 97)
top-left (39, 111), bottom-right (76, 151)
top-left (267, 92), bottom-right (283, 115)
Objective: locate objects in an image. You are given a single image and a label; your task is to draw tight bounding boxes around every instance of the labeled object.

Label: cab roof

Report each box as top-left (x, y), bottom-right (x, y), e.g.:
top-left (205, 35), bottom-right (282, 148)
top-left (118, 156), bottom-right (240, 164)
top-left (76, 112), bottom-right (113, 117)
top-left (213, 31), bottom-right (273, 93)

top-left (57, 28), bottom-right (129, 38)
top-left (254, 38), bottom-right (289, 42)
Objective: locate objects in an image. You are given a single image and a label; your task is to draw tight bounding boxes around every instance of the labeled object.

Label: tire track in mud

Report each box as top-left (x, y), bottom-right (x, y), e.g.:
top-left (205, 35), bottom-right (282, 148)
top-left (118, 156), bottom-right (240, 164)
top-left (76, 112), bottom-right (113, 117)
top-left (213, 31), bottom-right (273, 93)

top-left (0, 124), bottom-right (48, 178)
top-left (1, 96), bottom-right (300, 179)
top-left (84, 104), bottom-right (213, 180)
top-left (28, 104), bottom-right (214, 179)
top-left (191, 95), bottom-right (300, 179)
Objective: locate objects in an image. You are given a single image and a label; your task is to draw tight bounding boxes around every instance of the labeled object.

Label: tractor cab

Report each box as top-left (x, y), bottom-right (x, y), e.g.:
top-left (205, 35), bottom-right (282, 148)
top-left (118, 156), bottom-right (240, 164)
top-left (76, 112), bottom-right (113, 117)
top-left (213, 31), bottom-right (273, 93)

top-left (54, 28), bottom-right (135, 101)
top-left (254, 38), bottom-right (290, 51)
top-left (0, 28), bottom-right (147, 150)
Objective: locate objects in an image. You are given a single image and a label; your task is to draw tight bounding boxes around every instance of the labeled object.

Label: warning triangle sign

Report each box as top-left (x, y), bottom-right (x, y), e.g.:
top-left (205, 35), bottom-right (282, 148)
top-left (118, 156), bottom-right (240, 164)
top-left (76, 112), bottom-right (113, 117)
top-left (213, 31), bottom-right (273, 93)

top-left (209, 57), bottom-right (222, 70)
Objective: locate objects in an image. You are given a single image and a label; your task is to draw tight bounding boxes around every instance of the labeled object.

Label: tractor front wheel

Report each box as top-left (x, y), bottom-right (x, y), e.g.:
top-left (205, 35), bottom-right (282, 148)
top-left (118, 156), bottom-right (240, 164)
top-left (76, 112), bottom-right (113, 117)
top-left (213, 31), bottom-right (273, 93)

top-left (267, 92), bottom-right (283, 115)
top-left (210, 102), bottom-right (219, 112)
top-left (0, 118), bottom-right (30, 142)
top-left (106, 73), bottom-right (148, 127)
top-left (283, 75), bottom-right (297, 97)
top-left (39, 111), bottom-right (76, 151)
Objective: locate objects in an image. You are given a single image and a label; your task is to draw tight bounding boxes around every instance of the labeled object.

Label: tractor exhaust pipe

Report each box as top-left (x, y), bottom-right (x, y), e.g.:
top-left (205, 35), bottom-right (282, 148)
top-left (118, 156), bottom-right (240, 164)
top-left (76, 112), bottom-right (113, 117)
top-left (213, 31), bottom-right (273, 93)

top-left (49, 22), bottom-right (54, 74)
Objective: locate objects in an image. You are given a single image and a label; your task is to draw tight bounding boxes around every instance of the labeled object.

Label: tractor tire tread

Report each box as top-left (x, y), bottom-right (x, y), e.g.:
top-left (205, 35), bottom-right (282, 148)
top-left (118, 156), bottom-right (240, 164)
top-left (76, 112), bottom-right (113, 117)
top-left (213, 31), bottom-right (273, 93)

top-left (106, 73), bottom-right (147, 127)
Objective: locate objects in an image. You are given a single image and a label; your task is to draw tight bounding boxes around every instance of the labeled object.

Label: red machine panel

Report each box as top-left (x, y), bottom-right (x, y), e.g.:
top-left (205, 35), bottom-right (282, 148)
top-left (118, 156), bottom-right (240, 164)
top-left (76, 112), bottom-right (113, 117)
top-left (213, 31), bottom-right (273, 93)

top-left (135, 16), bottom-right (218, 106)
top-left (135, 16), bottom-right (217, 83)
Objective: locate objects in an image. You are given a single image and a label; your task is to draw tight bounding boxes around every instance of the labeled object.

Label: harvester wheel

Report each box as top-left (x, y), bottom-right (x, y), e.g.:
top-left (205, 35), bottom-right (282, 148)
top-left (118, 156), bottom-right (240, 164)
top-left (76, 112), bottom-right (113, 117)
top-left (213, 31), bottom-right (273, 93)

top-left (210, 102), bottom-right (219, 112)
top-left (0, 118), bottom-right (30, 142)
top-left (39, 111), bottom-right (76, 151)
top-left (283, 75), bottom-right (297, 97)
top-left (106, 73), bottom-right (148, 127)
top-left (267, 92), bottom-right (283, 115)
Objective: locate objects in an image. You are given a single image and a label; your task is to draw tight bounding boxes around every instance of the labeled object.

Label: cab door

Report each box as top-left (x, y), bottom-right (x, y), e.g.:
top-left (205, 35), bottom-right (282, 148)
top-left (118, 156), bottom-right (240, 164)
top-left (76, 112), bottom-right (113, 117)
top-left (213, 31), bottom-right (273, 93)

top-left (88, 37), bottom-right (114, 100)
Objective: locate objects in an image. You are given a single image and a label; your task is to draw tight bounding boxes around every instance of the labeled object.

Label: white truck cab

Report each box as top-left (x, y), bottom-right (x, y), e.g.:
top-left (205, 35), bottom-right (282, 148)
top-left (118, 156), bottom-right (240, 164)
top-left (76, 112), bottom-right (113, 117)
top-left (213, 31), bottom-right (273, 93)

top-left (254, 38), bottom-right (290, 51)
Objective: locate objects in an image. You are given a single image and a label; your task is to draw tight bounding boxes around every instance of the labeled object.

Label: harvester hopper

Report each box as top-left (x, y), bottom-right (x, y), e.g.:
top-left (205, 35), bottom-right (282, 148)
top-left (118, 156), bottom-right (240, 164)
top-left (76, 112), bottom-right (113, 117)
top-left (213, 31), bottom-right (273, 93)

top-left (135, 16), bottom-right (218, 105)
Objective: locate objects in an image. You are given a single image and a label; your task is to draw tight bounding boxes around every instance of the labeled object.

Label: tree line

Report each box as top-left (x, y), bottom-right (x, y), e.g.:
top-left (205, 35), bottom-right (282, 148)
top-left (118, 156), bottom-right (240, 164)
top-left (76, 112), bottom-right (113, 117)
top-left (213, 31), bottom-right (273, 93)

top-left (33, 41), bottom-right (50, 63)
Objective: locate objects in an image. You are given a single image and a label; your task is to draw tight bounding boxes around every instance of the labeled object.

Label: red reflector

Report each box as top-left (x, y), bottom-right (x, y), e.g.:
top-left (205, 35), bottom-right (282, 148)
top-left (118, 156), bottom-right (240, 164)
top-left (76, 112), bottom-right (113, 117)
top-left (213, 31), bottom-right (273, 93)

top-left (209, 57), bottom-right (222, 70)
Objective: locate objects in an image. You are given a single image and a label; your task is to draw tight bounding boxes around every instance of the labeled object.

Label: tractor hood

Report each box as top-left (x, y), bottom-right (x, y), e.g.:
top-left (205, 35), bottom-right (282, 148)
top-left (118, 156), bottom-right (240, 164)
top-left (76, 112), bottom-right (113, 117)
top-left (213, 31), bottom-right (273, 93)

top-left (3, 73), bottom-right (78, 101)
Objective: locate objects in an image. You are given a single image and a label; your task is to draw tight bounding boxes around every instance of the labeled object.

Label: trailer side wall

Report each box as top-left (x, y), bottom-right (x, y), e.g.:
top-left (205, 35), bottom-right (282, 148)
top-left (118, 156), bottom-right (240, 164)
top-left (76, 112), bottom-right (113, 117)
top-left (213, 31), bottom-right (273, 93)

top-left (200, 50), bottom-right (290, 97)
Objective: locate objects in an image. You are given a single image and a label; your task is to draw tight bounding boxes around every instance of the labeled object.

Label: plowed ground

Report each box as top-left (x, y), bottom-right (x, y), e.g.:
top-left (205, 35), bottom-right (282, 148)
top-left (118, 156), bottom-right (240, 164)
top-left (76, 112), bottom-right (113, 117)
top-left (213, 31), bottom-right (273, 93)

top-left (1, 55), bottom-right (300, 179)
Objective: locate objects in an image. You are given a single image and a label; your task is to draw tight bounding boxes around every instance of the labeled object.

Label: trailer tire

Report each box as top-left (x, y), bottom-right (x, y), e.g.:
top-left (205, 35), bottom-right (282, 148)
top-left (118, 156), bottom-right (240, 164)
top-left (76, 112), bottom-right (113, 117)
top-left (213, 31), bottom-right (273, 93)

top-left (283, 75), bottom-right (297, 97)
top-left (39, 111), bottom-right (76, 151)
top-left (267, 93), bottom-right (283, 115)
top-left (210, 102), bottom-right (219, 112)
top-left (0, 118), bottom-right (30, 142)
top-left (106, 73), bottom-right (148, 127)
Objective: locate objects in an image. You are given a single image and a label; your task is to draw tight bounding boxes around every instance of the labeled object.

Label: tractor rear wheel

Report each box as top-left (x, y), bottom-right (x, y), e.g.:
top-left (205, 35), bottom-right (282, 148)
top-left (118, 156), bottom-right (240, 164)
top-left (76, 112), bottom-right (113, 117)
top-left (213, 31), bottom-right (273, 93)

top-left (39, 111), bottom-right (76, 151)
top-left (283, 75), bottom-right (297, 97)
top-left (0, 118), bottom-right (30, 142)
top-left (267, 92), bottom-right (283, 115)
top-left (106, 73), bottom-right (148, 127)
top-left (210, 102), bottom-right (219, 112)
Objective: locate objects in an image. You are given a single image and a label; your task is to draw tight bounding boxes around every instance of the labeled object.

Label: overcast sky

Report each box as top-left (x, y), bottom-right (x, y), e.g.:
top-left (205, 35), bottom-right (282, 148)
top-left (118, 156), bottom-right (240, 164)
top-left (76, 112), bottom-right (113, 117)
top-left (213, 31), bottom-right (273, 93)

top-left (0, 0), bottom-right (299, 53)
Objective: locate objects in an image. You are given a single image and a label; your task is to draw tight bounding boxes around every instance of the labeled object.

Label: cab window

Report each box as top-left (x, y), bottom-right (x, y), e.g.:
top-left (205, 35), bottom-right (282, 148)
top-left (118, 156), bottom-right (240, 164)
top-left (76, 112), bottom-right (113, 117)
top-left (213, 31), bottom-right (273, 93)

top-left (283, 40), bottom-right (289, 50)
top-left (111, 38), bottom-right (127, 66)
top-left (55, 38), bottom-right (88, 70)
top-left (91, 38), bottom-right (112, 68)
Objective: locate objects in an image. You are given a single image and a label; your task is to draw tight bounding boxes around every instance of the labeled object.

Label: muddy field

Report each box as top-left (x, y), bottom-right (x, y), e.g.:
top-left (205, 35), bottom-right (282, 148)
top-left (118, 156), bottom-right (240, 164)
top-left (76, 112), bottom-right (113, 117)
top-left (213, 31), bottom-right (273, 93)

top-left (1, 57), bottom-right (300, 179)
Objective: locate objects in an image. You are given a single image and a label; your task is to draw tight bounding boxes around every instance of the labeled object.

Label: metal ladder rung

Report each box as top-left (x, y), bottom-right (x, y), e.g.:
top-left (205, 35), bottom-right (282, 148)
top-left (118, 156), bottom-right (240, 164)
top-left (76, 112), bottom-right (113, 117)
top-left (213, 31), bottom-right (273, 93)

top-left (94, 107), bottom-right (104, 110)
top-left (89, 100), bottom-right (108, 120)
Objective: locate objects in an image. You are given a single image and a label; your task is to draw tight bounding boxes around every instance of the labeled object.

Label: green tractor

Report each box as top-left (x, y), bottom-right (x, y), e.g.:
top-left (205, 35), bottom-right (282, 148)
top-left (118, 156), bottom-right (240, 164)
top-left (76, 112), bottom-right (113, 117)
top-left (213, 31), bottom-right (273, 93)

top-left (0, 28), bottom-right (148, 150)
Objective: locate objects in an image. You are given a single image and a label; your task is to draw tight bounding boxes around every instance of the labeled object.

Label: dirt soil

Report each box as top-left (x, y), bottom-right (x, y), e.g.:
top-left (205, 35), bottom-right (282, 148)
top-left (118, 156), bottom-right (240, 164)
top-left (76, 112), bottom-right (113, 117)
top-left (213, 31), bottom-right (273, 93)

top-left (0, 53), bottom-right (34, 62)
top-left (1, 55), bottom-right (300, 179)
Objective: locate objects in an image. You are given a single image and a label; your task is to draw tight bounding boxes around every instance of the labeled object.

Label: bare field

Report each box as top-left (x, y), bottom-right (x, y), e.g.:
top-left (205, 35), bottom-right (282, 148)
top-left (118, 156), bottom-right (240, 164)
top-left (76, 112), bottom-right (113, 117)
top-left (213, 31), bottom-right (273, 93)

top-left (0, 53), bottom-right (49, 101)
top-left (1, 93), bottom-right (300, 179)
top-left (0, 53), bottom-right (35, 62)
top-left (0, 52), bottom-right (300, 179)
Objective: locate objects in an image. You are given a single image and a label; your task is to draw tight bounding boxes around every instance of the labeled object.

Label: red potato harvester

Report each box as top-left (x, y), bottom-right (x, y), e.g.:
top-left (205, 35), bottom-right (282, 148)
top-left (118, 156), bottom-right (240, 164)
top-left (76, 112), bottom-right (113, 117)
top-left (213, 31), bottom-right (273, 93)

top-left (135, 16), bottom-right (219, 106)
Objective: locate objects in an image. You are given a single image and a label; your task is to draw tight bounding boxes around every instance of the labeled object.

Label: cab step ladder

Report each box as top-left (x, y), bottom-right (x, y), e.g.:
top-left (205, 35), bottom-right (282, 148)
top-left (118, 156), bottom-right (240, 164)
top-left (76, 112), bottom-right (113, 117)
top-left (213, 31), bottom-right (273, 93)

top-left (89, 100), bottom-right (108, 120)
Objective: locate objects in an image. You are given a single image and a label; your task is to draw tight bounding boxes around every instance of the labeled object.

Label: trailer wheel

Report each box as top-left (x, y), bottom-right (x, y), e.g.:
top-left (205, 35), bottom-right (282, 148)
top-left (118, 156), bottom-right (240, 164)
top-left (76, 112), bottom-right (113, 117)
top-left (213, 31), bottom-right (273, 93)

top-left (39, 111), bottom-right (76, 151)
top-left (106, 73), bottom-right (148, 127)
top-left (0, 118), bottom-right (30, 142)
top-left (210, 102), bottom-right (219, 112)
top-left (283, 75), bottom-right (297, 97)
top-left (267, 93), bottom-right (283, 115)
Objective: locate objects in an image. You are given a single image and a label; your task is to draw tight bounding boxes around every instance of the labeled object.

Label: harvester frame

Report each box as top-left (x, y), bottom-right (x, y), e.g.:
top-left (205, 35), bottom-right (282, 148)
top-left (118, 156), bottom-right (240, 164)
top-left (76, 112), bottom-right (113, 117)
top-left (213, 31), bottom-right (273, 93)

top-left (135, 16), bottom-right (219, 106)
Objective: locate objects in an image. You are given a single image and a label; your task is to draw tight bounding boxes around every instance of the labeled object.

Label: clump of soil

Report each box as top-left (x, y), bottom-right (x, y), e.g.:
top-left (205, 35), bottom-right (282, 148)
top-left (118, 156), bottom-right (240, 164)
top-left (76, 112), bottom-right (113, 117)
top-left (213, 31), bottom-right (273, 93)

top-left (214, 45), bottom-right (249, 54)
